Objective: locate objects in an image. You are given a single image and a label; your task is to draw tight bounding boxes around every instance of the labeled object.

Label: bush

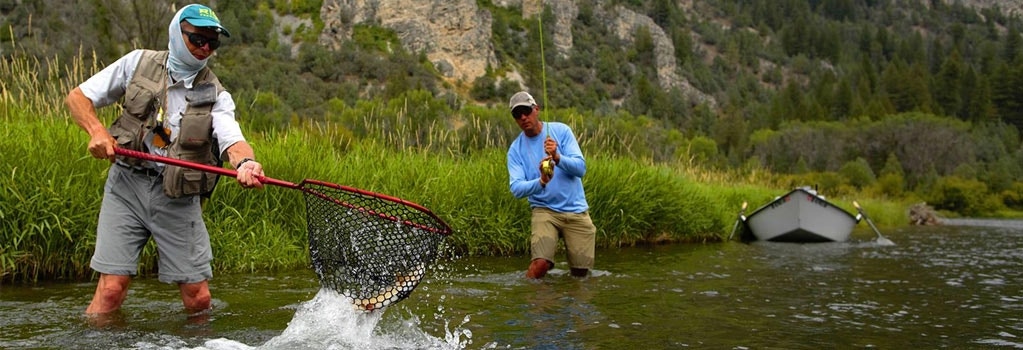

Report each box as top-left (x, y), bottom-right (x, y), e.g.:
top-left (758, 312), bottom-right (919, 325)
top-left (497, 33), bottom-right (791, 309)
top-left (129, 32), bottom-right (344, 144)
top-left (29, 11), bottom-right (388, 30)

top-left (927, 176), bottom-right (1004, 216)
top-left (687, 136), bottom-right (718, 164)
top-left (839, 157), bottom-right (876, 189)
top-left (772, 171), bottom-right (855, 197)
top-left (872, 173), bottom-right (905, 198)
top-left (1000, 182), bottom-right (1023, 210)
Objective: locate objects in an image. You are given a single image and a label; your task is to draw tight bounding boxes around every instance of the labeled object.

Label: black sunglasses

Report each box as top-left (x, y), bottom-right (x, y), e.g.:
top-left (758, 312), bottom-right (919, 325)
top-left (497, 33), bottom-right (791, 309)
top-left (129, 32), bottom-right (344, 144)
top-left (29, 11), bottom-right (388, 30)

top-left (512, 105), bottom-right (534, 120)
top-left (181, 30), bottom-right (221, 50)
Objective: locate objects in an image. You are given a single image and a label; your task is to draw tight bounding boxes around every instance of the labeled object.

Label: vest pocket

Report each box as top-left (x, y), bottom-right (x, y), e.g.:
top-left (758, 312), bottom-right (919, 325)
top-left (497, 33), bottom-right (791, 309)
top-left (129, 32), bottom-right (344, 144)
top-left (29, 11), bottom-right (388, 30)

top-left (177, 111), bottom-right (212, 150)
top-left (123, 86), bottom-right (156, 118)
top-left (108, 121), bottom-right (139, 149)
top-left (108, 116), bottom-right (148, 167)
top-left (162, 165), bottom-right (217, 198)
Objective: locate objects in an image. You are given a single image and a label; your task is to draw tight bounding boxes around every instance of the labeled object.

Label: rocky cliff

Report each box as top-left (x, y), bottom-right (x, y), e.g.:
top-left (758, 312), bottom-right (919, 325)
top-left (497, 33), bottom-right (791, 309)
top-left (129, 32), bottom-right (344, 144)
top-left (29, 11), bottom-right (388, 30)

top-left (318, 0), bottom-right (713, 104)
top-left (941, 0), bottom-right (1023, 14)
top-left (320, 0), bottom-right (498, 82)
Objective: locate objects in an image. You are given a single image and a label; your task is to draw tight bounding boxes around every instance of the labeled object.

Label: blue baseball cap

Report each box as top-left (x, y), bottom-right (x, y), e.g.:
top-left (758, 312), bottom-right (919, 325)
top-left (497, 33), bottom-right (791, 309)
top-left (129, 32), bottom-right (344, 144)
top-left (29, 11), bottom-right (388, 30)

top-left (180, 4), bottom-right (231, 37)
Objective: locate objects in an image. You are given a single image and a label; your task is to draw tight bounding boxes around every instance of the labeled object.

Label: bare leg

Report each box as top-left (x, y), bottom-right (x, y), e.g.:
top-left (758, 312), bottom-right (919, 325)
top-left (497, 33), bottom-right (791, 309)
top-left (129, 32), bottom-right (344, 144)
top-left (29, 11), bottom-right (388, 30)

top-left (179, 280), bottom-right (212, 313)
top-left (84, 309), bottom-right (127, 329)
top-left (526, 258), bottom-right (553, 279)
top-left (86, 274), bottom-right (131, 314)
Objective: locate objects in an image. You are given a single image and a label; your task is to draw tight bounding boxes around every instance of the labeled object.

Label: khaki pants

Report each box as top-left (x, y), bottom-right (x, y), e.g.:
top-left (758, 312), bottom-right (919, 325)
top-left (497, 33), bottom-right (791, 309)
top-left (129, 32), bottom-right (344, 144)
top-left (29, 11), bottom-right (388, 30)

top-left (530, 207), bottom-right (595, 270)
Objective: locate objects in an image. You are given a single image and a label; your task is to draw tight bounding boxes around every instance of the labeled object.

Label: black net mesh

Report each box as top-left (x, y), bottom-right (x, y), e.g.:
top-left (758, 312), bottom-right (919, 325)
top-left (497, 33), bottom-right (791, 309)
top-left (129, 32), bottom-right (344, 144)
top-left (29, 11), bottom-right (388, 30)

top-left (300, 180), bottom-right (450, 311)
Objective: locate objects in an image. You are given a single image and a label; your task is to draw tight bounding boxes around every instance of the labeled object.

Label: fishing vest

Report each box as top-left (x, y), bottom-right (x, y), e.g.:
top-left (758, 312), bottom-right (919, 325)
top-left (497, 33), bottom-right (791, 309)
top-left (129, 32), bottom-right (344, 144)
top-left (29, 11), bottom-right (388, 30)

top-left (108, 49), bottom-right (223, 199)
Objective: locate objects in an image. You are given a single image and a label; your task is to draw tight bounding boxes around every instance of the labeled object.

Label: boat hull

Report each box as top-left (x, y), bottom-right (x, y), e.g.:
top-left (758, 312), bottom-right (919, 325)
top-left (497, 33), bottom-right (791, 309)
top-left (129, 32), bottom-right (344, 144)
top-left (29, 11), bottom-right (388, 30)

top-left (743, 188), bottom-right (860, 243)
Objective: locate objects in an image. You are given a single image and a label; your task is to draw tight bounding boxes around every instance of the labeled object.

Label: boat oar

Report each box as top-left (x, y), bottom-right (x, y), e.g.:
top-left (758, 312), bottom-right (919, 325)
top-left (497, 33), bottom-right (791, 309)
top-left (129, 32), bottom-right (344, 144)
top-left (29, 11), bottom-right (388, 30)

top-left (853, 201), bottom-right (894, 245)
top-left (727, 202), bottom-right (748, 240)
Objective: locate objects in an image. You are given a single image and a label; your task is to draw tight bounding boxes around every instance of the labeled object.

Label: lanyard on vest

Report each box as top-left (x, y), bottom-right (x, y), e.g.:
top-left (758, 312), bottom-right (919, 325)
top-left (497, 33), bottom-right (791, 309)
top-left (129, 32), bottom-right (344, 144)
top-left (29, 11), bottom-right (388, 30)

top-left (152, 76), bottom-right (172, 149)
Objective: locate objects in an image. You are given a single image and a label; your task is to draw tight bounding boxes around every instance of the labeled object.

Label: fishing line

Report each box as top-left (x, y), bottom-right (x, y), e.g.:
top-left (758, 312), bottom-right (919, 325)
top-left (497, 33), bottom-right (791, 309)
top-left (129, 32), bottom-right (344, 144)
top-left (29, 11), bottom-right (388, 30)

top-left (538, 11), bottom-right (549, 133)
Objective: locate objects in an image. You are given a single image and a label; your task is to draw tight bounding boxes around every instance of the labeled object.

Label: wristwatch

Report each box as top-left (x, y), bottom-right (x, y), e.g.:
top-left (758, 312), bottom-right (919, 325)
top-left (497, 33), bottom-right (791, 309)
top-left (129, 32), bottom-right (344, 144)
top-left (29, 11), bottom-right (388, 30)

top-left (236, 157), bottom-right (254, 169)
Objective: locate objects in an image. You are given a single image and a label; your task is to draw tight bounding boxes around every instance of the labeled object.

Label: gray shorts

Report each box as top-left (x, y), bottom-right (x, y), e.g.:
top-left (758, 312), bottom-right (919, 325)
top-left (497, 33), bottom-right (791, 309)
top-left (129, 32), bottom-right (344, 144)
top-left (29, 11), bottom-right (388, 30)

top-left (91, 165), bottom-right (213, 284)
top-left (530, 207), bottom-right (596, 270)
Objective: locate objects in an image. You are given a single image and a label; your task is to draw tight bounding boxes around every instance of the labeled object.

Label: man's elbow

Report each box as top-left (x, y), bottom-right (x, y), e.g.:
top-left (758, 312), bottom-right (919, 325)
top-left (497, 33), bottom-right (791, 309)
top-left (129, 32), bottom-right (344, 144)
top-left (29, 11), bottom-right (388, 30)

top-left (66, 87), bottom-right (89, 110)
top-left (65, 87), bottom-right (79, 108)
top-left (510, 188), bottom-right (527, 199)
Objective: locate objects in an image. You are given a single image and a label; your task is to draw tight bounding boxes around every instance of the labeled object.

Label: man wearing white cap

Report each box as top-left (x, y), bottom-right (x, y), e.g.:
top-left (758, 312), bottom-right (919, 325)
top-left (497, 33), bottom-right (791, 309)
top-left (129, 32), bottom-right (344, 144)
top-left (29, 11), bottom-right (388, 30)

top-left (506, 91), bottom-right (596, 279)
top-left (66, 4), bottom-right (265, 317)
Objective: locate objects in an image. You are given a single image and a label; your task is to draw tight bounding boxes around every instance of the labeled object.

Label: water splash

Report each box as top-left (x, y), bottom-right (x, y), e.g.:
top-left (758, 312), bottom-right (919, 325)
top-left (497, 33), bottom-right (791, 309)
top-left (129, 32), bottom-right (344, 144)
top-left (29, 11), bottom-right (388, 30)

top-left (874, 237), bottom-right (896, 246)
top-left (193, 289), bottom-right (469, 350)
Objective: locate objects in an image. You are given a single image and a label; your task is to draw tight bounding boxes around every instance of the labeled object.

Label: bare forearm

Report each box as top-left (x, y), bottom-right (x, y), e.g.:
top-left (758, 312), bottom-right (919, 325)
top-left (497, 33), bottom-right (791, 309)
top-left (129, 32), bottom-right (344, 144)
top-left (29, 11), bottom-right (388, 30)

top-left (66, 88), bottom-right (105, 137)
top-left (225, 141), bottom-right (264, 189)
top-left (225, 141), bottom-right (256, 168)
top-left (67, 87), bottom-right (115, 161)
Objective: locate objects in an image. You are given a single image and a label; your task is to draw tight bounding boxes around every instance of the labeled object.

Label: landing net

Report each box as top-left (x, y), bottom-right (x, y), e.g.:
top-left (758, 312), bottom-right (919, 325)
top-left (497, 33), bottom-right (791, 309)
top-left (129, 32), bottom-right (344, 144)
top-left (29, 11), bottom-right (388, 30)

top-left (300, 179), bottom-right (451, 311)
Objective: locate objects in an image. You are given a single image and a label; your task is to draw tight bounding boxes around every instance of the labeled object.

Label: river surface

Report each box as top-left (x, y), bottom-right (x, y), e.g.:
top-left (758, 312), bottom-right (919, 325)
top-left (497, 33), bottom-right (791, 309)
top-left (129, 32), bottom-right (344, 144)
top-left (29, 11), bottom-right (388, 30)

top-left (1, 222), bottom-right (1021, 349)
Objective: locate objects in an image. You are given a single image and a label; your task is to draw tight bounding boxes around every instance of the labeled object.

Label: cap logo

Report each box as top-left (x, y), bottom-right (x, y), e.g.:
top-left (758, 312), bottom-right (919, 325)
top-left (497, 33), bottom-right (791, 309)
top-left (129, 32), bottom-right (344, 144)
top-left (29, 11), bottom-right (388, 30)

top-left (197, 8), bottom-right (219, 22)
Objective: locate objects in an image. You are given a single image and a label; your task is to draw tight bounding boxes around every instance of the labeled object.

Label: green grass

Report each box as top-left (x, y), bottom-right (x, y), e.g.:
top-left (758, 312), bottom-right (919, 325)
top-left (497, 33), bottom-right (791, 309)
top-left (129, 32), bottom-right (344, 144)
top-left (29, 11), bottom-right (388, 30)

top-left (0, 52), bottom-right (915, 284)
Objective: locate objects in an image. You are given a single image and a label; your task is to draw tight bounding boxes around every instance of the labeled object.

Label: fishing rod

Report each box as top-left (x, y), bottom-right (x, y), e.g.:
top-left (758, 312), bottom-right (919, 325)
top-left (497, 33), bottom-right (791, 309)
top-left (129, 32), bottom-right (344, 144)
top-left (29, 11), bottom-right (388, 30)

top-left (538, 11), bottom-right (555, 177)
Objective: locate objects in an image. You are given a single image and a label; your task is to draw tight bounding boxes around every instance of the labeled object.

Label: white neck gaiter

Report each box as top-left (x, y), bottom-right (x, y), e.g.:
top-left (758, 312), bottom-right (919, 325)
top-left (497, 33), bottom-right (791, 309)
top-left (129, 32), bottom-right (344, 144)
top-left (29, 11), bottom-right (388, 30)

top-left (166, 5), bottom-right (207, 82)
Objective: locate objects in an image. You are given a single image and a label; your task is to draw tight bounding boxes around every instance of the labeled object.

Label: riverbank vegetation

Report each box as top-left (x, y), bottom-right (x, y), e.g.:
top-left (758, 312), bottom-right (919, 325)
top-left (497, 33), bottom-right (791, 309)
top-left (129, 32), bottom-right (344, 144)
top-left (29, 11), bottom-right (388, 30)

top-left (1, 52), bottom-right (913, 284)
top-left (6, 0), bottom-right (1023, 284)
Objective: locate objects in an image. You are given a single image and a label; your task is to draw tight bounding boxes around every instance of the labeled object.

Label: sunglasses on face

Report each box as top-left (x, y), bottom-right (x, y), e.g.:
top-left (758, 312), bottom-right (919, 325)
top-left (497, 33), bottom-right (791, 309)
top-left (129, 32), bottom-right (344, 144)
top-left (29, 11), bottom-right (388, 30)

top-left (181, 30), bottom-right (221, 50)
top-left (512, 105), bottom-right (534, 120)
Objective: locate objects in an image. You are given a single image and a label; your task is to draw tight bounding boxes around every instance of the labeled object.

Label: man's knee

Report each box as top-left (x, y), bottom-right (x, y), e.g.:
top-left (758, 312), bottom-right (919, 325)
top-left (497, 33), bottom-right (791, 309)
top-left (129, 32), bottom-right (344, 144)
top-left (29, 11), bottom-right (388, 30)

top-left (179, 281), bottom-right (212, 311)
top-left (526, 258), bottom-right (553, 279)
top-left (88, 274), bottom-right (131, 314)
top-left (184, 291), bottom-right (211, 311)
top-left (96, 278), bottom-right (129, 299)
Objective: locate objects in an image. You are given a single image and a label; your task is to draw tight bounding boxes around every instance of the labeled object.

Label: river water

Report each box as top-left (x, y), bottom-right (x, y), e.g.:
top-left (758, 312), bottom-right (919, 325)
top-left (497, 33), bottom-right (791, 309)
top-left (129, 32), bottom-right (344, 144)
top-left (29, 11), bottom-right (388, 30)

top-left (1, 222), bottom-right (1021, 349)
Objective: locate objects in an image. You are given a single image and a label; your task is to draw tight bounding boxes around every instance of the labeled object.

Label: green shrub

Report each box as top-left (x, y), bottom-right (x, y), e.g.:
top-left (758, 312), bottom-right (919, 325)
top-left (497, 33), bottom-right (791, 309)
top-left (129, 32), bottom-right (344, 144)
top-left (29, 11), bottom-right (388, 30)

top-left (1000, 182), bottom-right (1023, 210)
top-left (927, 176), bottom-right (1004, 216)
top-left (872, 172), bottom-right (905, 198)
top-left (839, 157), bottom-right (877, 189)
top-left (686, 135), bottom-right (718, 164)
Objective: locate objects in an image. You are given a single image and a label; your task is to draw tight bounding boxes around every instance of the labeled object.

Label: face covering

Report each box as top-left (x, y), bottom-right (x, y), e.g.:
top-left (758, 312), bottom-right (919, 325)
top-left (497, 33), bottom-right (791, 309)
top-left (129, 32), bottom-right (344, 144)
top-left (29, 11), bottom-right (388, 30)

top-left (167, 5), bottom-right (208, 82)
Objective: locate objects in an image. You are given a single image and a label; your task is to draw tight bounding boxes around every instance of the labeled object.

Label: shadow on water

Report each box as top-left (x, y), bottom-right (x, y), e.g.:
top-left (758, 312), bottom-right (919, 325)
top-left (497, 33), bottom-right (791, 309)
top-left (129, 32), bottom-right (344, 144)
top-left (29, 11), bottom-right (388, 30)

top-left (2, 223), bottom-right (1023, 349)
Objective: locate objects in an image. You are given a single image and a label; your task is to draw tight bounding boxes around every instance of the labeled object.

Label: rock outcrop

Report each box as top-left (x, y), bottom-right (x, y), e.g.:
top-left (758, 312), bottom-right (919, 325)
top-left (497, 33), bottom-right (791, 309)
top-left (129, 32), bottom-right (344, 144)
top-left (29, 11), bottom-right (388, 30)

top-left (317, 0), bottom-right (1023, 106)
top-left (931, 0), bottom-right (1023, 15)
top-left (908, 202), bottom-right (943, 225)
top-left (320, 0), bottom-right (498, 81)
top-left (594, 4), bottom-right (714, 106)
top-left (317, 0), bottom-right (712, 105)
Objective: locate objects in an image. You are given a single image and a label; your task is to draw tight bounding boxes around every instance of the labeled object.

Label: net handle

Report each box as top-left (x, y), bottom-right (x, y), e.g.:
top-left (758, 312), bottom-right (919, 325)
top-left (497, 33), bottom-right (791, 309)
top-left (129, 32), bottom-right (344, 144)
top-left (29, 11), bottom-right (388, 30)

top-left (116, 147), bottom-right (453, 235)
top-left (114, 147), bottom-right (298, 188)
top-left (114, 148), bottom-right (451, 233)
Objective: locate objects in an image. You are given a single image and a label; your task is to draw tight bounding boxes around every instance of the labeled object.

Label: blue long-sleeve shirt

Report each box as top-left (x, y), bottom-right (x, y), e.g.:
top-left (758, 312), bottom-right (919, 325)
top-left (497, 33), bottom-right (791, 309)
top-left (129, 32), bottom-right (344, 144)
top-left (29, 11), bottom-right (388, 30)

top-left (507, 122), bottom-right (589, 213)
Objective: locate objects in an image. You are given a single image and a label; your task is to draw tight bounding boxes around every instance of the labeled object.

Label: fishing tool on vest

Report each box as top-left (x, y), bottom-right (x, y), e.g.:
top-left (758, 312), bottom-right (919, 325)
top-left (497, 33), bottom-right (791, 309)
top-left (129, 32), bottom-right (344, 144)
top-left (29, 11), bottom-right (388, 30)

top-left (151, 105), bottom-right (172, 149)
top-left (114, 147), bottom-right (452, 311)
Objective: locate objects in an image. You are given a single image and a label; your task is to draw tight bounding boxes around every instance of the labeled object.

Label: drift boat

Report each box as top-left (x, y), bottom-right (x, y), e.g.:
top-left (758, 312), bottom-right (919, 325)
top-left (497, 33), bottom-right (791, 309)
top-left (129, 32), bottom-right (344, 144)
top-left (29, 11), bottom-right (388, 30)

top-left (738, 187), bottom-right (861, 243)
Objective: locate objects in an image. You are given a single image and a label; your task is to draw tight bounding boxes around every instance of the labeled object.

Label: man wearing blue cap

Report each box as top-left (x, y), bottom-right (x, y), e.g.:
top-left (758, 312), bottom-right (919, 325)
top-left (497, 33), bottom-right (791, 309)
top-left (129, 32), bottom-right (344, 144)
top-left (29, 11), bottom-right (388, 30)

top-left (66, 4), bottom-right (263, 318)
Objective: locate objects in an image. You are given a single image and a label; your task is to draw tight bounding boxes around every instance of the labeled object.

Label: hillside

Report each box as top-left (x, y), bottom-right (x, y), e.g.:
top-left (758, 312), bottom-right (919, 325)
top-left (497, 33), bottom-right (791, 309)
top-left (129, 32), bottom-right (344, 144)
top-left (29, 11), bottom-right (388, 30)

top-left (6, 0), bottom-right (1023, 216)
top-left (4, 1), bottom-right (1023, 115)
